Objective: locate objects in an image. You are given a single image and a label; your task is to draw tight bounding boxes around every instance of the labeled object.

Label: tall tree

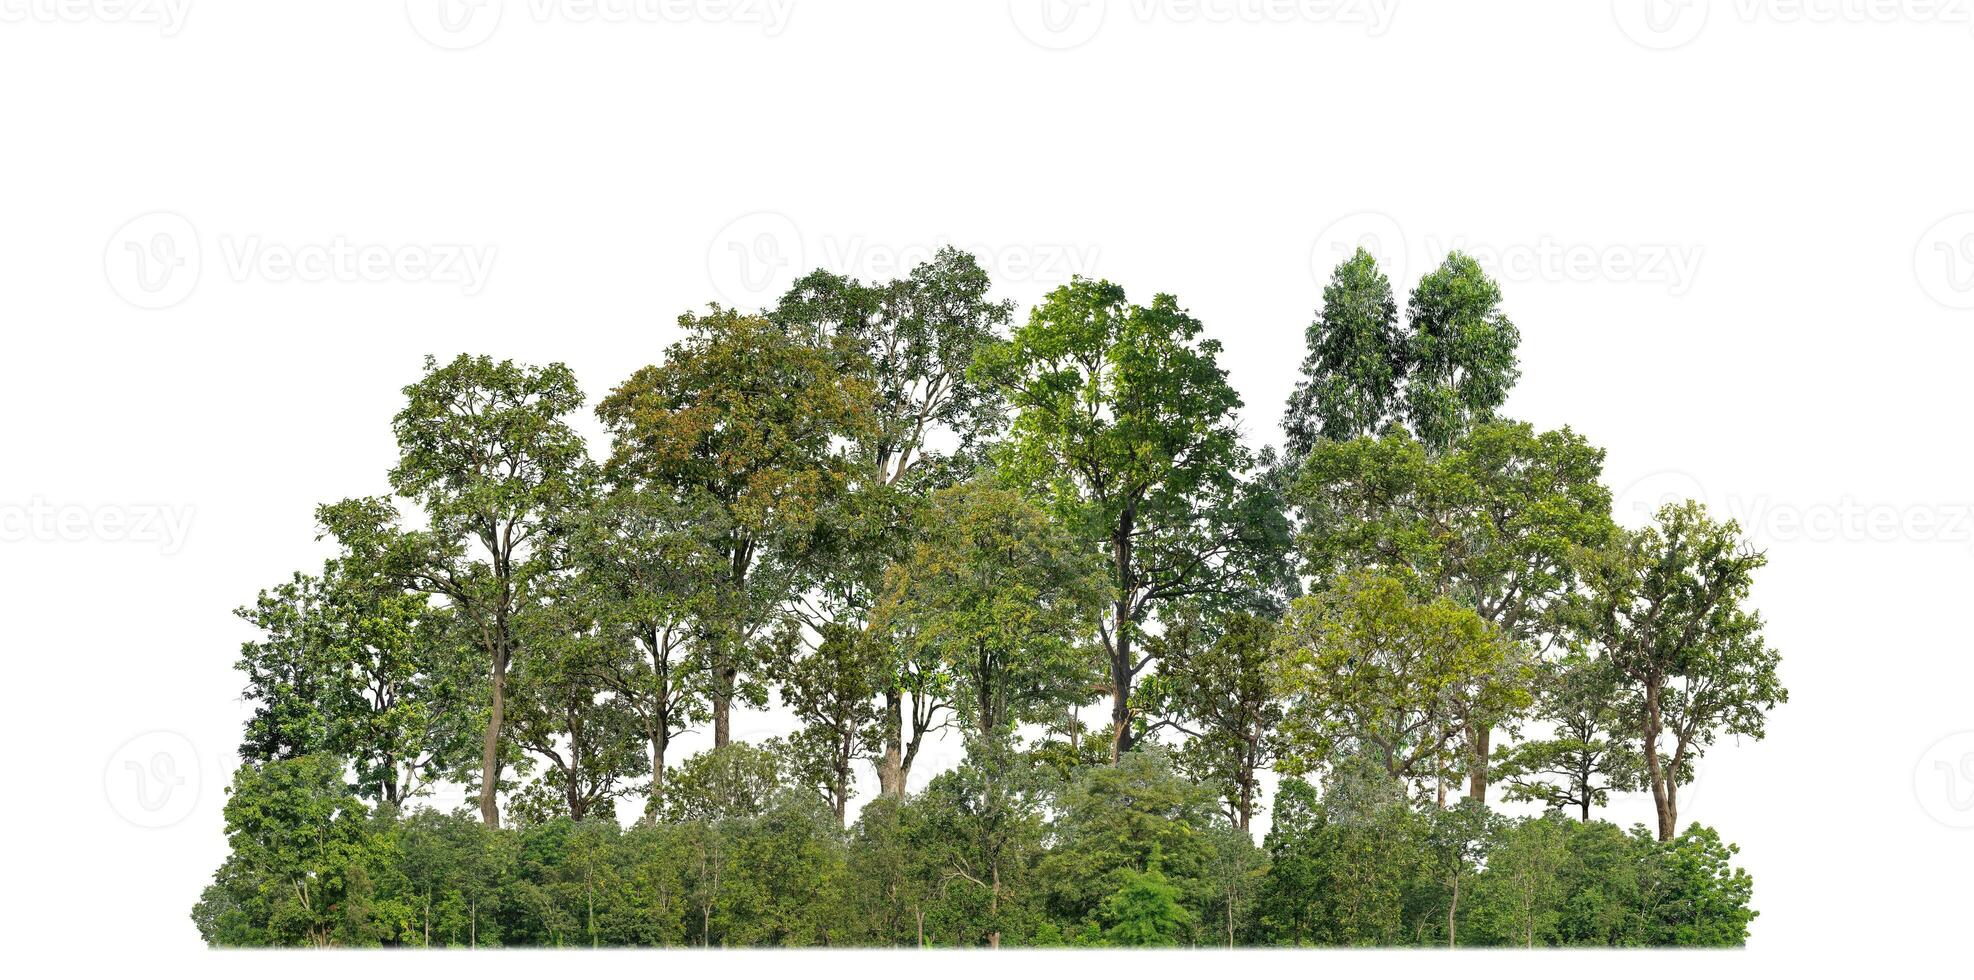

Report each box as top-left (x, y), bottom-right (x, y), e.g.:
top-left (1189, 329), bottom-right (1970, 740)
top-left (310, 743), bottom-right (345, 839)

top-left (773, 248), bottom-right (1014, 798)
top-left (320, 354), bottom-right (591, 826)
top-left (1402, 252), bottom-right (1521, 452)
top-left (598, 308), bottom-right (873, 749)
top-left (1568, 500), bottom-right (1786, 840)
top-left (978, 278), bottom-right (1268, 760)
top-left (1294, 420), bottom-right (1613, 801)
top-left (1283, 246), bottom-right (1405, 462)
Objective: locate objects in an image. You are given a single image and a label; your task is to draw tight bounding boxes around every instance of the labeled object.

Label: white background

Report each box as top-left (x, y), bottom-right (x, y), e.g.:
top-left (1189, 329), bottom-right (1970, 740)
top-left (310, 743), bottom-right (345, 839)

top-left (3, 0), bottom-right (1971, 972)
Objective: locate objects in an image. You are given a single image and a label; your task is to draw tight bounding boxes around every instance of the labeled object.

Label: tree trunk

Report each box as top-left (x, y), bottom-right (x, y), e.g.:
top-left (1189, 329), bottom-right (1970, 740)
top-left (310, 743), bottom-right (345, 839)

top-left (1641, 676), bottom-right (1675, 841)
top-left (1447, 875), bottom-right (1459, 948)
top-left (877, 690), bottom-right (904, 799)
top-left (479, 650), bottom-right (507, 827)
top-left (648, 731), bottom-right (669, 821)
top-left (712, 666), bottom-right (735, 748)
top-left (1466, 724), bottom-right (1491, 803)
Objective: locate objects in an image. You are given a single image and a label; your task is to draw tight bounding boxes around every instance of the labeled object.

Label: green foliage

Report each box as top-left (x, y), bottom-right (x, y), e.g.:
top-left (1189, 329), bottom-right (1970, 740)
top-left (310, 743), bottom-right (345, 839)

top-left (201, 253), bottom-right (1778, 948)
top-left (1284, 246), bottom-right (1405, 458)
top-left (1402, 252), bottom-right (1521, 452)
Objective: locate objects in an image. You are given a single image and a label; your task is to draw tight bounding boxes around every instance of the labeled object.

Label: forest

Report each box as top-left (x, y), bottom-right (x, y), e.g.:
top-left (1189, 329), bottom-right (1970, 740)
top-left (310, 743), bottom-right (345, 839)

top-left (193, 246), bottom-right (1786, 948)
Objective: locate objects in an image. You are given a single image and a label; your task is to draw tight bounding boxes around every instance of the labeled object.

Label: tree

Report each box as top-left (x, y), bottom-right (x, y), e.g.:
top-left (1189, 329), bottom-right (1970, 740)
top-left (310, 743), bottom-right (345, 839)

top-left (1141, 608), bottom-right (1284, 831)
top-left (1293, 420), bottom-right (1613, 801)
top-left (1402, 251), bottom-right (1520, 452)
top-left (1097, 849), bottom-right (1196, 946)
top-left (562, 487), bottom-right (717, 820)
top-left (663, 742), bottom-right (786, 824)
top-left (874, 481), bottom-right (1107, 751)
top-left (1569, 501), bottom-right (1787, 840)
top-left (599, 308), bottom-right (873, 748)
top-left (1272, 572), bottom-right (1515, 793)
top-left (978, 278), bottom-right (1273, 759)
top-left (194, 755), bottom-right (375, 946)
top-left (1036, 749), bottom-right (1218, 935)
top-left (1647, 824), bottom-right (1757, 946)
top-left (1472, 813), bottom-right (1573, 948)
top-left (507, 596), bottom-right (648, 823)
top-left (1424, 798), bottom-right (1495, 947)
top-left (774, 624), bottom-right (881, 826)
top-left (1493, 651), bottom-right (1642, 821)
top-left (773, 250), bottom-right (1013, 800)
top-left (319, 355), bottom-right (591, 827)
top-left (1284, 246), bottom-right (1404, 461)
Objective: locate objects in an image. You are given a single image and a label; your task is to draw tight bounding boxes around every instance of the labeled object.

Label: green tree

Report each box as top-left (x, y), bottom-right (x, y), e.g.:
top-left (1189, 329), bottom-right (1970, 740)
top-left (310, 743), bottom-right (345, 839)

top-left (874, 481), bottom-right (1107, 751)
top-left (978, 278), bottom-right (1274, 759)
top-left (1472, 812), bottom-right (1573, 947)
top-left (1284, 246), bottom-right (1405, 460)
top-left (1570, 501), bottom-right (1787, 840)
top-left (1036, 749), bottom-right (1218, 935)
top-left (1097, 849), bottom-right (1196, 946)
top-left (774, 249), bottom-right (1014, 799)
top-left (599, 308), bottom-right (873, 748)
top-left (1294, 421), bottom-right (1613, 801)
top-left (562, 487), bottom-right (717, 820)
top-left (1272, 572), bottom-right (1514, 793)
top-left (1141, 607), bottom-right (1284, 831)
top-left (319, 355), bottom-right (592, 827)
top-left (1402, 251), bottom-right (1520, 452)
top-left (193, 755), bottom-right (376, 946)
top-left (1493, 651), bottom-right (1642, 821)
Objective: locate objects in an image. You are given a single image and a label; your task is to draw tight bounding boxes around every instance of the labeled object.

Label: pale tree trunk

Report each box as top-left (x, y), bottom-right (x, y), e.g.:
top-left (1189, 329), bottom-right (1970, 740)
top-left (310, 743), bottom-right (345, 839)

top-left (479, 648), bottom-right (507, 827)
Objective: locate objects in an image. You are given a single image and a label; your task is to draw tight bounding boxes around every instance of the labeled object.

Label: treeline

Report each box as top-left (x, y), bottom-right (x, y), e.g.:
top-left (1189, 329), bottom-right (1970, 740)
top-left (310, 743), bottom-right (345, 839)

top-left (195, 246), bottom-right (1785, 947)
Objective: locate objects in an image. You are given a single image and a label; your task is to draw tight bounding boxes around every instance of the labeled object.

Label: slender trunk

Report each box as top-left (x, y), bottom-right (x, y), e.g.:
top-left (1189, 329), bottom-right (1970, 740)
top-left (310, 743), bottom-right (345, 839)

top-left (877, 691), bottom-right (904, 799)
top-left (1641, 676), bottom-right (1675, 841)
top-left (479, 648), bottom-right (507, 827)
top-left (1109, 515), bottom-right (1136, 762)
top-left (1466, 724), bottom-right (1491, 803)
top-left (647, 730), bottom-right (669, 821)
top-left (1580, 796), bottom-right (1590, 823)
top-left (1447, 875), bottom-right (1459, 948)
